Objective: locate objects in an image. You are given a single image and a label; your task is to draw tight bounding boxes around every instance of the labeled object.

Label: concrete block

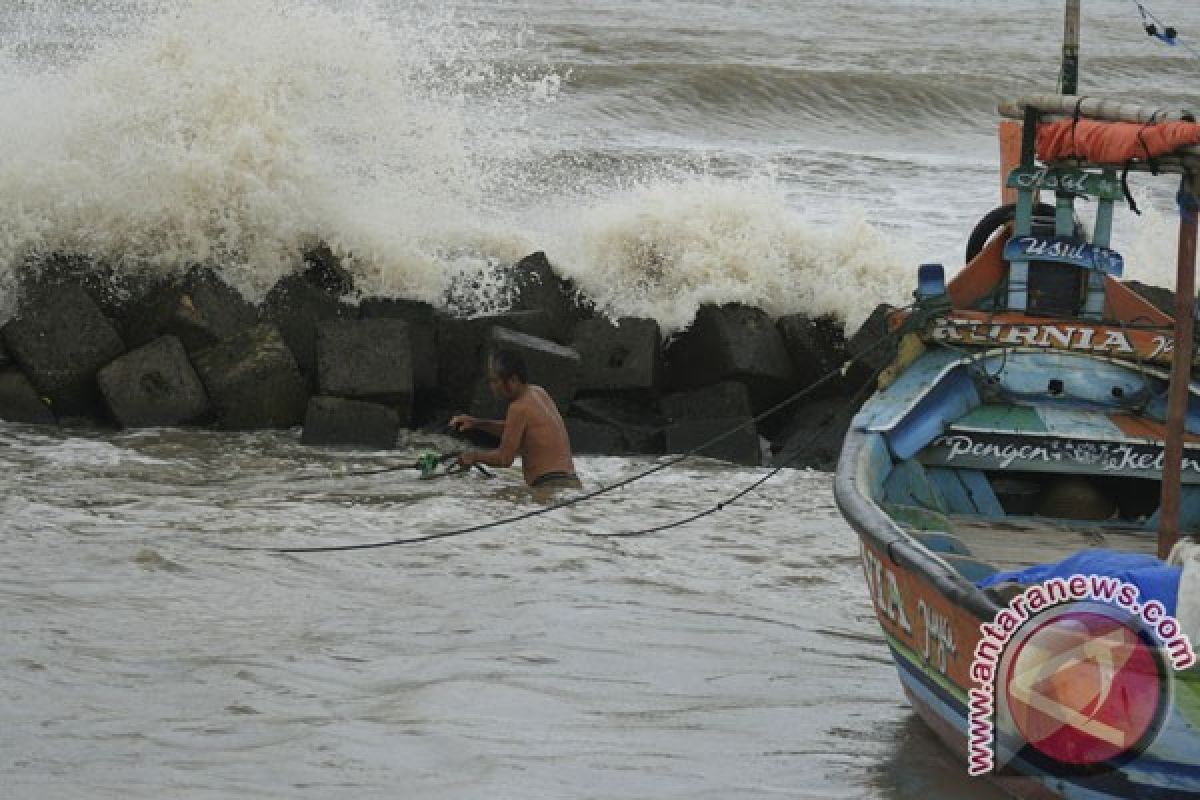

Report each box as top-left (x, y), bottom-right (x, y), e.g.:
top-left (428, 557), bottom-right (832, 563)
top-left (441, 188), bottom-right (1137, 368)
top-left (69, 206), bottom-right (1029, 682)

top-left (568, 395), bottom-right (666, 454)
top-left (301, 242), bottom-right (355, 296)
top-left (571, 316), bottom-right (661, 394)
top-left (566, 418), bottom-right (627, 455)
top-left (469, 326), bottom-right (580, 418)
top-left (776, 312), bottom-right (848, 395)
top-left (14, 252), bottom-right (152, 323)
top-left (192, 324), bottom-right (308, 429)
top-left (98, 336), bottom-right (209, 427)
top-left (359, 297), bottom-right (437, 390)
top-left (316, 318), bottom-right (413, 424)
top-left (661, 381), bottom-right (753, 421)
top-left (509, 251), bottom-right (593, 342)
top-left (260, 273), bottom-right (350, 379)
top-left (665, 303), bottom-right (798, 412)
top-left (122, 268), bottom-right (257, 353)
top-left (769, 397), bottom-right (853, 471)
top-left (301, 396), bottom-right (400, 449)
top-left (1124, 280), bottom-right (1175, 317)
top-left (845, 303), bottom-right (899, 387)
top-left (1, 284), bottom-right (125, 416)
top-left (665, 417), bottom-right (761, 466)
top-left (0, 368), bottom-right (55, 425)
top-left (436, 310), bottom-right (557, 408)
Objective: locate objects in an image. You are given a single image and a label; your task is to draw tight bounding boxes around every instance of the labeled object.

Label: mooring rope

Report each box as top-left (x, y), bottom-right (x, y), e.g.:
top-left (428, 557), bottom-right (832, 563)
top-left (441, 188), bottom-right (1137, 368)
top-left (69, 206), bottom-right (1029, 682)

top-left (595, 366), bottom-right (883, 538)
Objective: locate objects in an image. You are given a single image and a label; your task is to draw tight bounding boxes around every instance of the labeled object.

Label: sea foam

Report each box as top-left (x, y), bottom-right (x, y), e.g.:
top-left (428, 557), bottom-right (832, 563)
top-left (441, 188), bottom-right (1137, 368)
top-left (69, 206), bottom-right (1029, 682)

top-left (0, 0), bottom-right (919, 335)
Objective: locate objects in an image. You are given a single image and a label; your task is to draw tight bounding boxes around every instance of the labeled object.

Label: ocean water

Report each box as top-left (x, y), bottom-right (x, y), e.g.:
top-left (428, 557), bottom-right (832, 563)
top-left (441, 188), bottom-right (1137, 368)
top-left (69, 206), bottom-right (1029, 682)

top-left (2, 1), bottom-right (1198, 797)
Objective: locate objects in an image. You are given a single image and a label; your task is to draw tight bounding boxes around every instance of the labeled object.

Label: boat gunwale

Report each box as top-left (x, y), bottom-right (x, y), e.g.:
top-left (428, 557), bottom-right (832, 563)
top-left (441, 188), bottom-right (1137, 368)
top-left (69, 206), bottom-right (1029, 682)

top-left (833, 426), bottom-right (1001, 622)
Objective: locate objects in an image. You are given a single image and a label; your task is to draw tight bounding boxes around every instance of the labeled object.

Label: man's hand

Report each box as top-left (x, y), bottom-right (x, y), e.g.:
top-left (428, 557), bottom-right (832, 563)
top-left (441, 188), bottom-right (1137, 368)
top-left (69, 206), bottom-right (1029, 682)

top-left (449, 414), bottom-right (476, 432)
top-left (457, 451), bottom-right (478, 467)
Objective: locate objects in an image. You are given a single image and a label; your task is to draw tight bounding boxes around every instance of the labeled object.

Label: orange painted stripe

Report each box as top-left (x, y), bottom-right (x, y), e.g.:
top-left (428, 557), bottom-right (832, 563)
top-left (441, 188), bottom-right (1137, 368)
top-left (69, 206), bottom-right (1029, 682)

top-left (999, 120), bottom-right (1024, 206)
top-left (1111, 415), bottom-right (1200, 444)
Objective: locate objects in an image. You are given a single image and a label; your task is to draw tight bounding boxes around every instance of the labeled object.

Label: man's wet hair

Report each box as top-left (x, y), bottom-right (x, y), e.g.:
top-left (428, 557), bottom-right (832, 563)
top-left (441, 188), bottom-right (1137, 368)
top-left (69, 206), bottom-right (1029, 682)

top-left (491, 349), bottom-right (528, 383)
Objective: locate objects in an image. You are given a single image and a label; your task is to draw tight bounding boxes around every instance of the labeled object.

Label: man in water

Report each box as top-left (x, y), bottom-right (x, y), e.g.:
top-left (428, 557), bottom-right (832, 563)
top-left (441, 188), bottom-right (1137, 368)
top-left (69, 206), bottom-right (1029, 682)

top-left (450, 350), bottom-right (581, 489)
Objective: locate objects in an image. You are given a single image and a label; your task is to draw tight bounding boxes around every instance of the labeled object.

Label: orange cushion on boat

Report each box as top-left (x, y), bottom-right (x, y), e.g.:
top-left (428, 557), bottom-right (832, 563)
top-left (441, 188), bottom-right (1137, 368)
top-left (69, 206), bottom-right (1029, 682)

top-left (1037, 118), bottom-right (1200, 164)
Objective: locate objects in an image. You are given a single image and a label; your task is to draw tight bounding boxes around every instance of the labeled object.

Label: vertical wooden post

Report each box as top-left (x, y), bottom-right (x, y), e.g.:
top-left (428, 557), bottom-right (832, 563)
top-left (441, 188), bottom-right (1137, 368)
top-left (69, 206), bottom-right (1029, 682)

top-left (1061, 0), bottom-right (1081, 95)
top-left (999, 121), bottom-right (1023, 205)
top-left (1159, 175), bottom-right (1199, 560)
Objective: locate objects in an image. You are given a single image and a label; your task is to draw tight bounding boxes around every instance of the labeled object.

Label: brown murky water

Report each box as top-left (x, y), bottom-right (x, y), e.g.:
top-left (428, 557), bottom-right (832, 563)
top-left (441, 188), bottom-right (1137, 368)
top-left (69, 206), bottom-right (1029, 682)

top-left (0, 425), bottom-right (1006, 798)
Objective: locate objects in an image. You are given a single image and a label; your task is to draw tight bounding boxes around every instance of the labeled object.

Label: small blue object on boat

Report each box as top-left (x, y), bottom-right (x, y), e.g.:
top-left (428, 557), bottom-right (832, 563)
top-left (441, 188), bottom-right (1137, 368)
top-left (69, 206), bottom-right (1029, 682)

top-left (1002, 235), bottom-right (1124, 276)
top-left (916, 262), bottom-right (947, 301)
top-left (976, 548), bottom-right (1181, 615)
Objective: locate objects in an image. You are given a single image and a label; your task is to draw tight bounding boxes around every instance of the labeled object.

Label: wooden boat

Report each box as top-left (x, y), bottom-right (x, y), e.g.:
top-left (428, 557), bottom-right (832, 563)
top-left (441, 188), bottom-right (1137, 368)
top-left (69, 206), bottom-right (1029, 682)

top-left (834, 6), bottom-right (1200, 796)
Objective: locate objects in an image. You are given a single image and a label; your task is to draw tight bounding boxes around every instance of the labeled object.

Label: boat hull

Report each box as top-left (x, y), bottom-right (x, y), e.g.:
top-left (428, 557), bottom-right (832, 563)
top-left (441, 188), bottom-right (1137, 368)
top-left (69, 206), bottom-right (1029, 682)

top-left (837, 429), bottom-right (1200, 799)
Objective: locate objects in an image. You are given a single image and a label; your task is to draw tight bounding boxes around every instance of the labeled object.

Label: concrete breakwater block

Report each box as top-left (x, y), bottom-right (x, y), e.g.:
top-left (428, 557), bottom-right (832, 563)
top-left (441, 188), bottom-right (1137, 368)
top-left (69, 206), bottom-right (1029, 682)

top-left (1124, 280), bottom-right (1175, 318)
top-left (571, 316), bottom-right (661, 394)
top-left (191, 324), bottom-right (308, 429)
top-left (97, 336), bottom-right (209, 428)
top-left (301, 243), bottom-right (355, 297)
top-left (0, 368), bottom-right (56, 425)
top-left (358, 298), bottom-right (438, 390)
top-left (469, 326), bottom-right (581, 419)
top-left (568, 395), bottom-right (666, 454)
top-left (845, 303), bottom-right (898, 381)
top-left (665, 417), bottom-right (762, 467)
top-left (509, 251), bottom-right (593, 343)
top-left (436, 310), bottom-right (557, 408)
top-left (566, 418), bottom-right (626, 454)
top-left (1, 284), bottom-right (125, 417)
top-left (662, 381), bottom-right (754, 421)
top-left (315, 319), bottom-right (413, 425)
top-left (666, 303), bottom-right (797, 413)
top-left (301, 396), bottom-right (400, 449)
top-left (770, 397), bottom-right (852, 470)
top-left (122, 268), bottom-right (257, 354)
top-left (13, 252), bottom-right (150, 323)
top-left (260, 274), bottom-right (350, 381)
top-left (776, 312), bottom-right (848, 396)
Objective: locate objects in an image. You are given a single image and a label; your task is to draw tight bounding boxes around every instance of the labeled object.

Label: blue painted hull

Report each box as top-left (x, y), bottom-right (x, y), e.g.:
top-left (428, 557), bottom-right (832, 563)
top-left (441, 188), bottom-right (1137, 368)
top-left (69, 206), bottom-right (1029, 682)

top-left (835, 343), bottom-right (1200, 800)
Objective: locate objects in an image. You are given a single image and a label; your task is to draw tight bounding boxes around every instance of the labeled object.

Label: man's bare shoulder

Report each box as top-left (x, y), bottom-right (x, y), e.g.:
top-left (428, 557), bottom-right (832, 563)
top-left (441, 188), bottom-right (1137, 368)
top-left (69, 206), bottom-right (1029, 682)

top-left (513, 385), bottom-right (551, 408)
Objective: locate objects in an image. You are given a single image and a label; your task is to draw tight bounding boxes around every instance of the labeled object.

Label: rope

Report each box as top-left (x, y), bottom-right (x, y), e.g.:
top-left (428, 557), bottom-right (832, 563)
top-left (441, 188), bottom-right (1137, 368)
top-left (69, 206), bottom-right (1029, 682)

top-left (594, 368), bottom-right (882, 538)
top-left (227, 329), bottom-right (901, 554)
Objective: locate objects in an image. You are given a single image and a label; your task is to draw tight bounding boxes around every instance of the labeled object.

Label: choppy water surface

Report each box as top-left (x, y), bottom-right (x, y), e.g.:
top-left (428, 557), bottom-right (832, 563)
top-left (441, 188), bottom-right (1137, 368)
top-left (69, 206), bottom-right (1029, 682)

top-left (2, 426), bottom-right (998, 799)
top-left (3, 0), bottom-right (1200, 797)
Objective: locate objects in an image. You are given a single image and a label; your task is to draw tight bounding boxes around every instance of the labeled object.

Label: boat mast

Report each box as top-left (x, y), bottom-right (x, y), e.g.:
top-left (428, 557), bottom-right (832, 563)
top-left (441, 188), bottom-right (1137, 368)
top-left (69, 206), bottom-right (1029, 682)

top-left (1060, 0), bottom-right (1080, 95)
top-left (1160, 180), bottom-right (1199, 559)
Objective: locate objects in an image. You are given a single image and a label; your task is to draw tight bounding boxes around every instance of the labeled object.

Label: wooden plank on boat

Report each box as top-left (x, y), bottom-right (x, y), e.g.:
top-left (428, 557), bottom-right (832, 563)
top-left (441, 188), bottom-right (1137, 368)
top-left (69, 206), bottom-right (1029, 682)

top-left (999, 94), bottom-right (1200, 126)
top-left (954, 405), bottom-right (1046, 433)
top-left (947, 517), bottom-right (1157, 572)
top-left (925, 311), bottom-right (1187, 365)
top-left (927, 467), bottom-right (1006, 517)
top-left (1002, 235), bottom-right (1124, 275)
top-left (1006, 166), bottom-right (1123, 200)
top-left (921, 428), bottom-right (1200, 483)
top-left (1033, 407), bottom-right (1126, 439)
top-left (852, 348), bottom-right (965, 430)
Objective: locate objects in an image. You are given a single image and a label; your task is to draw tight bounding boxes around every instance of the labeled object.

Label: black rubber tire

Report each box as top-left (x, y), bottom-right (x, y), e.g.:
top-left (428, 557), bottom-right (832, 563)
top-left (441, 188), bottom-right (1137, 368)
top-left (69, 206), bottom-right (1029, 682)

top-left (964, 202), bottom-right (1056, 264)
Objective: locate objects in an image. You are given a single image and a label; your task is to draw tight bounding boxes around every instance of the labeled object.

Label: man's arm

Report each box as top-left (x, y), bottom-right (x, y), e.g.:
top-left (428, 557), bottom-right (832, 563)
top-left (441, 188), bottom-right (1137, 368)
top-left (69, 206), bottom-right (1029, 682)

top-left (449, 414), bottom-right (505, 436)
top-left (460, 404), bottom-right (527, 468)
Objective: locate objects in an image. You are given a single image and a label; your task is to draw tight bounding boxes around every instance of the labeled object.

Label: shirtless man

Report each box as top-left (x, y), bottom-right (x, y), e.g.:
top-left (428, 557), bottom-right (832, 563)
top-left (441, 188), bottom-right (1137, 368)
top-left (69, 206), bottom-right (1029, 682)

top-left (450, 350), bottom-right (581, 489)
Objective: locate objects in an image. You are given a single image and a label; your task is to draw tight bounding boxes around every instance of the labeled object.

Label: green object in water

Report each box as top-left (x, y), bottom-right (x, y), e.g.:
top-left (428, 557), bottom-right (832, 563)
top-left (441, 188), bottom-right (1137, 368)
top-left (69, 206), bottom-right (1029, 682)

top-left (415, 451), bottom-right (443, 480)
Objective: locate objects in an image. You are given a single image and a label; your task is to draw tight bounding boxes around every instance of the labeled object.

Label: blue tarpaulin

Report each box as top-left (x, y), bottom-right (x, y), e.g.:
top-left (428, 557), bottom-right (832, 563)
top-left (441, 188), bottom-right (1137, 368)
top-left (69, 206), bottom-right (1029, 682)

top-left (977, 549), bottom-right (1181, 615)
